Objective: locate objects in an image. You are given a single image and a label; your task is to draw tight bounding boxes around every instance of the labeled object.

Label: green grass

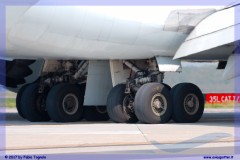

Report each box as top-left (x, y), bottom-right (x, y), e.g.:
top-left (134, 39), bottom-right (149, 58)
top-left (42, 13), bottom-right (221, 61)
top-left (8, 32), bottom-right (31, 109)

top-left (0, 98), bottom-right (16, 108)
top-left (6, 98), bottom-right (16, 108)
top-left (205, 103), bottom-right (234, 109)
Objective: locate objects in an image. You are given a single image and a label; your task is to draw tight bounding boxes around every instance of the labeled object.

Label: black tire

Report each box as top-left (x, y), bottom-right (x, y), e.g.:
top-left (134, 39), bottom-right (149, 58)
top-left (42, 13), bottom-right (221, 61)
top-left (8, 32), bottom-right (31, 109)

top-left (107, 84), bottom-right (138, 123)
top-left (16, 84), bottom-right (30, 118)
top-left (162, 83), bottom-right (171, 91)
top-left (46, 83), bottom-right (84, 122)
top-left (171, 83), bottom-right (204, 123)
top-left (84, 106), bottom-right (109, 121)
top-left (20, 83), bottom-right (50, 122)
top-left (134, 83), bottom-right (173, 124)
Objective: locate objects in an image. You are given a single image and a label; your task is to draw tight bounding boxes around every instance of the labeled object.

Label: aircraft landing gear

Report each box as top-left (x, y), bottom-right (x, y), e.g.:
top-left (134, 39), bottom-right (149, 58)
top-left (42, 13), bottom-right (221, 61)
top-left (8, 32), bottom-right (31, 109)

top-left (15, 59), bottom-right (204, 124)
top-left (16, 82), bottom-right (86, 123)
top-left (107, 82), bottom-right (204, 124)
top-left (19, 83), bottom-right (50, 122)
top-left (107, 60), bottom-right (204, 124)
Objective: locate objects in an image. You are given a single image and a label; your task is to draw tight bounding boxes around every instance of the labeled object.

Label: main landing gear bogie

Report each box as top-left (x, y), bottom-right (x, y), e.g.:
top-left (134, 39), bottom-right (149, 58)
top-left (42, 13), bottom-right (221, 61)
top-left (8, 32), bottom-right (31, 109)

top-left (106, 82), bottom-right (205, 124)
top-left (16, 82), bottom-right (109, 123)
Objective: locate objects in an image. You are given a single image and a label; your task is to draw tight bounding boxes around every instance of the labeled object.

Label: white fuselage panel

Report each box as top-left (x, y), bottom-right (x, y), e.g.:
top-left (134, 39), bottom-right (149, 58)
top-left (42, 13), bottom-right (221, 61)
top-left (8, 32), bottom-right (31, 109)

top-left (5, 6), bottom-right (220, 59)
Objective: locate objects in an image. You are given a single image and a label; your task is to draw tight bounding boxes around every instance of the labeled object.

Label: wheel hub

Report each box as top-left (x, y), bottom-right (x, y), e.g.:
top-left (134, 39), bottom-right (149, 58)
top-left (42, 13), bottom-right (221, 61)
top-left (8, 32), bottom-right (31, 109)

top-left (184, 93), bottom-right (199, 115)
top-left (123, 94), bottom-right (135, 116)
top-left (151, 93), bottom-right (167, 117)
top-left (187, 101), bottom-right (194, 108)
top-left (62, 93), bottom-right (79, 115)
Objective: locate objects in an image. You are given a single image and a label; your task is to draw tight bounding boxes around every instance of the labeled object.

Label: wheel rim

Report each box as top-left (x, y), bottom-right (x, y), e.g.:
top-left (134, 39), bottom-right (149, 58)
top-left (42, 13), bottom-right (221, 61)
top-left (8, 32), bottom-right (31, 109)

top-left (184, 93), bottom-right (199, 115)
top-left (151, 93), bottom-right (167, 117)
top-left (62, 93), bottom-right (79, 115)
top-left (122, 94), bottom-right (135, 116)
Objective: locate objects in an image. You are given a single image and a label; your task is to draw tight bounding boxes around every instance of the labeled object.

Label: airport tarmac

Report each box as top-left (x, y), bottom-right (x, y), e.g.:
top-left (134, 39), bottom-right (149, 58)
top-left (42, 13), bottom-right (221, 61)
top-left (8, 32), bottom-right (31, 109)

top-left (1, 108), bottom-right (240, 156)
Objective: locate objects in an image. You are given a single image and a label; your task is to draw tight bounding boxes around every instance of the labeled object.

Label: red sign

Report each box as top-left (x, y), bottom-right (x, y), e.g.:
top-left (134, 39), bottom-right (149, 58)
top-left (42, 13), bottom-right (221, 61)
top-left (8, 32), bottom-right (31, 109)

top-left (206, 93), bottom-right (240, 103)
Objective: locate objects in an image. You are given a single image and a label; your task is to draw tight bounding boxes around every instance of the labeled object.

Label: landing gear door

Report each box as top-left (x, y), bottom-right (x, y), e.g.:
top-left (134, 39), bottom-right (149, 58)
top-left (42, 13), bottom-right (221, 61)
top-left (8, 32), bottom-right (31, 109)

top-left (84, 60), bottom-right (113, 106)
top-left (155, 56), bottom-right (182, 72)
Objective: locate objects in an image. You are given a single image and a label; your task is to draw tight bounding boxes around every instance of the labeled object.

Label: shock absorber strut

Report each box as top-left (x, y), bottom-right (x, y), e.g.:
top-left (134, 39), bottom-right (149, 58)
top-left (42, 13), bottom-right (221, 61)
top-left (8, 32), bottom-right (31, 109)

top-left (122, 60), bottom-right (140, 73)
top-left (73, 60), bottom-right (89, 80)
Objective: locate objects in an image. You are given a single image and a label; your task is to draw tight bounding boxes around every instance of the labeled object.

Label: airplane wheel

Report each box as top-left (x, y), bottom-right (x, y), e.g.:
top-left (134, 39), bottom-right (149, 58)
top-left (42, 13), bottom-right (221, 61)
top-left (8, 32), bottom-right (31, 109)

top-left (162, 83), bottom-right (171, 91)
top-left (134, 83), bottom-right (173, 124)
top-left (20, 83), bottom-right (50, 122)
top-left (84, 106), bottom-right (109, 121)
top-left (16, 84), bottom-right (31, 118)
top-left (107, 84), bottom-right (138, 123)
top-left (171, 83), bottom-right (204, 123)
top-left (46, 83), bottom-right (84, 122)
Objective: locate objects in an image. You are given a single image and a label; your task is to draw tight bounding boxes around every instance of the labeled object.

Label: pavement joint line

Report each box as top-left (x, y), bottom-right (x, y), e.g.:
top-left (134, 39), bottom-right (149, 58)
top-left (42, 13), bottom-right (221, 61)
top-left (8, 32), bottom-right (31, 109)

top-left (136, 124), bottom-right (150, 143)
top-left (4, 142), bottom-right (150, 151)
top-left (3, 139), bottom-right (237, 151)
